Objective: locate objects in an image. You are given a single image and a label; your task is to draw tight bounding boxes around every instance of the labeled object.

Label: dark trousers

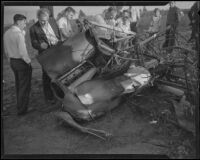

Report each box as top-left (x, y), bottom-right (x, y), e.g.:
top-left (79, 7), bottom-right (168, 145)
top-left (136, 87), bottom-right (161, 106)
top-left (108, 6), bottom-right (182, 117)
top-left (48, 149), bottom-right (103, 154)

top-left (189, 23), bottom-right (198, 41)
top-left (130, 22), bottom-right (137, 33)
top-left (163, 25), bottom-right (177, 49)
top-left (10, 58), bottom-right (32, 114)
top-left (42, 69), bottom-right (54, 101)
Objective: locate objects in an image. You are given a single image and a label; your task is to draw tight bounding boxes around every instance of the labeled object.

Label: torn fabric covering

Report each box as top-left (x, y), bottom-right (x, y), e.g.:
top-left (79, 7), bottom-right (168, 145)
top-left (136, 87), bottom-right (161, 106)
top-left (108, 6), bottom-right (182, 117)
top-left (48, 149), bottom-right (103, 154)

top-left (78, 93), bottom-right (94, 105)
top-left (122, 65), bottom-right (151, 94)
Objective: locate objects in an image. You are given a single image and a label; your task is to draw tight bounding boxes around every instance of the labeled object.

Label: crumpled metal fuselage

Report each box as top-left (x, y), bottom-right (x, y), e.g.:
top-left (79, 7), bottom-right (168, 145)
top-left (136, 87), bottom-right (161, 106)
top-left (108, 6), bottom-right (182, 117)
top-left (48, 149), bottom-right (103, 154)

top-left (36, 28), bottom-right (153, 139)
top-left (37, 28), bottom-right (151, 139)
top-left (37, 29), bottom-right (152, 121)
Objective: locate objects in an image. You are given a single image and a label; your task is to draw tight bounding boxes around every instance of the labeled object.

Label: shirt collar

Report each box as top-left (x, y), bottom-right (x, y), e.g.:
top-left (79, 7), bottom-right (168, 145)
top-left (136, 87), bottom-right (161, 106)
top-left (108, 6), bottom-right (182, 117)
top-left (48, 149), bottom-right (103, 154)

top-left (11, 25), bottom-right (26, 35)
top-left (11, 25), bottom-right (21, 32)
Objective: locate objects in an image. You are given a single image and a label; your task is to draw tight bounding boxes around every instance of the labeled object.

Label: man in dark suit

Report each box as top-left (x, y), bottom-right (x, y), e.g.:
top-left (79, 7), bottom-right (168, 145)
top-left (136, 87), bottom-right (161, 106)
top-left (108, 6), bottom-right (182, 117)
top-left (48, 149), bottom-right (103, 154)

top-left (188, 1), bottom-right (199, 51)
top-left (162, 1), bottom-right (182, 52)
top-left (30, 8), bottom-right (61, 104)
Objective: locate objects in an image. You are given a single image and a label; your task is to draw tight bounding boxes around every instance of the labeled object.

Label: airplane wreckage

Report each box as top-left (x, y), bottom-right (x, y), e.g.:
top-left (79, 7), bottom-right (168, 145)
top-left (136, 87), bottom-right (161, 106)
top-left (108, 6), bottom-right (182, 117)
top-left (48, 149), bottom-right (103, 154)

top-left (37, 19), bottom-right (198, 140)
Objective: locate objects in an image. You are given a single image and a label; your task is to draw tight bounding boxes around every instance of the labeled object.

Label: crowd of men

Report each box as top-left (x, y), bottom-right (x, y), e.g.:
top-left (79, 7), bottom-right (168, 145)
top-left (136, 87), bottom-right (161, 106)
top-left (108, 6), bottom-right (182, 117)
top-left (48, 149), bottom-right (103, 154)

top-left (3, 1), bottom-right (199, 116)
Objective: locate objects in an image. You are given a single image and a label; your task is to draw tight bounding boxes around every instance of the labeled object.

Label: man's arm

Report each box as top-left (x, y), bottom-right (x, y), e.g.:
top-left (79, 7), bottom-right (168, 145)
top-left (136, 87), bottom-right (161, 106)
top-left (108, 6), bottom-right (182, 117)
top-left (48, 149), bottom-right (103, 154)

top-left (60, 28), bottom-right (72, 38)
top-left (17, 34), bottom-right (31, 64)
top-left (94, 15), bottom-right (107, 26)
top-left (3, 35), bottom-right (10, 62)
top-left (29, 26), bottom-right (43, 51)
top-left (3, 46), bottom-right (10, 63)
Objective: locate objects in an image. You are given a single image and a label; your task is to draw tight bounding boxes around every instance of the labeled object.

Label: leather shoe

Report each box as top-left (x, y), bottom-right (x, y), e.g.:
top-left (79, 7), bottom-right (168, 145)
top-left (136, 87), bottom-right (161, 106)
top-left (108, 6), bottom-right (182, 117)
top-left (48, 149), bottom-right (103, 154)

top-left (18, 107), bottom-right (35, 116)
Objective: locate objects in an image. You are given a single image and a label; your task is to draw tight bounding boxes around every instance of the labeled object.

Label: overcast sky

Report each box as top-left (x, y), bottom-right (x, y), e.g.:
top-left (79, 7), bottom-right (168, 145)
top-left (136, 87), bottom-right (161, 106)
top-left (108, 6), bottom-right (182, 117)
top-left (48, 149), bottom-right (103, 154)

top-left (4, 1), bottom-right (195, 25)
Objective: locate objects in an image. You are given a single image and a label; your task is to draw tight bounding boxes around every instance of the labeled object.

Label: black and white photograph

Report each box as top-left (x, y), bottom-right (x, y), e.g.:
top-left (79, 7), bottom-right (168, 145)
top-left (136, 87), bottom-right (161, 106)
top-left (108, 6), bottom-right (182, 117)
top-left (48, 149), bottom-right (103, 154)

top-left (1, 1), bottom-right (199, 159)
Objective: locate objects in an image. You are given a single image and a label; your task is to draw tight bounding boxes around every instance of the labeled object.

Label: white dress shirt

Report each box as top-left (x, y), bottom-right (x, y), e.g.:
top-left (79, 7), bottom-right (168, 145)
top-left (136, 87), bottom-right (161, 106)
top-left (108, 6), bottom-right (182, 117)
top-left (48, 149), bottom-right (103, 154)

top-left (42, 22), bottom-right (59, 45)
top-left (4, 25), bottom-right (31, 64)
top-left (57, 17), bottom-right (73, 41)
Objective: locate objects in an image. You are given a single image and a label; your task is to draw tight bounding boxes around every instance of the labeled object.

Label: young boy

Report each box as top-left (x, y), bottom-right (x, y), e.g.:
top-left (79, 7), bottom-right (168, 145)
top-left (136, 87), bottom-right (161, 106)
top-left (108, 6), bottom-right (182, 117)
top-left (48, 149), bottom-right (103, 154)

top-left (147, 8), bottom-right (162, 35)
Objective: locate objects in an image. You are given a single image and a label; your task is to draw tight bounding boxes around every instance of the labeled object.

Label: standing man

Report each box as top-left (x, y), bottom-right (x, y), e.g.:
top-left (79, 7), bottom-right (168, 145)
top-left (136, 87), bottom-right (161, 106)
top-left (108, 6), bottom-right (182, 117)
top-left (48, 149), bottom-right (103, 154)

top-left (95, 6), bottom-right (118, 27)
top-left (188, 2), bottom-right (199, 44)
top-left (57, 7), bottom-right (76, 41)
top-left (30, 8), bottom-right (61, 105)
top-left (162, 1), bottom-right (182, 51)
top-left (116, 9), bottom-right (136, 49)
top-left (129, 6), bottom-right (140, 33)
top-left (4, 14), bottom-right (32, 115)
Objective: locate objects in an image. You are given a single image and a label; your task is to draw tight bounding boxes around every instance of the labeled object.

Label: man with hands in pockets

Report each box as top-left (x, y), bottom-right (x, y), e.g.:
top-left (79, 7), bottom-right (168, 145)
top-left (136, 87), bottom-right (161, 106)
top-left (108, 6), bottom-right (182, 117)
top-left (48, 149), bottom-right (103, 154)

top-left (4, 14), bottom-right (33, 116)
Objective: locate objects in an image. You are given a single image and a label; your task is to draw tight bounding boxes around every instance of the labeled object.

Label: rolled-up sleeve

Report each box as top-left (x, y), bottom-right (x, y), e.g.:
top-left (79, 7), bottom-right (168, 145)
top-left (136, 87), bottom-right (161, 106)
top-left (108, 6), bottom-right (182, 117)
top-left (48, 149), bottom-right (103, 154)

top-left (57, 18), bottom-right (66, 29)
top-left (17, 33), bottom-right (31, 64)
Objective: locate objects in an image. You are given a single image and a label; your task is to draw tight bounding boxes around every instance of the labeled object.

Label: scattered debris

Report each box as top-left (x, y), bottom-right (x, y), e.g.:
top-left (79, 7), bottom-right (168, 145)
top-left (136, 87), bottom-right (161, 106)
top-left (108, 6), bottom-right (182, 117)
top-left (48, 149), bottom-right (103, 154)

top-left (170, 96), bottom-right (195, 135)
top-left (149, 120), bottom-right (158, 124)
top-left (157, 84), bottom-right (184, 97)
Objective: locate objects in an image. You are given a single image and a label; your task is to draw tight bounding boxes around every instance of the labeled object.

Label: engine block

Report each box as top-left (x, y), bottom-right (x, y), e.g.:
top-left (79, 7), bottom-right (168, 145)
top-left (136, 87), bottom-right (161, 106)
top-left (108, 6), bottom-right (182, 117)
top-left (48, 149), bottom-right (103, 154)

top-left (58, 61), bottom-right (95, 86)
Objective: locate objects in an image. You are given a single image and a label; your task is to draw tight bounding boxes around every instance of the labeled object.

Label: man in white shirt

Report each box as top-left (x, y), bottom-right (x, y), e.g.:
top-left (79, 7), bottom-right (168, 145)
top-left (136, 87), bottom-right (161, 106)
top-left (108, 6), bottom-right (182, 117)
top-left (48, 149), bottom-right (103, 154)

top-left (4, 14), bottom-right (33, 116)
top-left (57, 7), bottom-right (76, 41)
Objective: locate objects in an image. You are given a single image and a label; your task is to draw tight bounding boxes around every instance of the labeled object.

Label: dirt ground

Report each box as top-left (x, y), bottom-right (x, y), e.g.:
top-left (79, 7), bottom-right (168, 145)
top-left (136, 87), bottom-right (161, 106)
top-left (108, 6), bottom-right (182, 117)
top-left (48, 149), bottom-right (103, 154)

top-left (2, 54), bottom-right (196, 158)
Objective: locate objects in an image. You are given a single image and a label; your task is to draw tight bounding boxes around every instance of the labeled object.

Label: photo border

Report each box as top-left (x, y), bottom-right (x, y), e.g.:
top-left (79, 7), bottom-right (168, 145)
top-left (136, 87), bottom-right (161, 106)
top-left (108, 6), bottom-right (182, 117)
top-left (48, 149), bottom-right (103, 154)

top-left (1, 1), bottom-right (199, 159)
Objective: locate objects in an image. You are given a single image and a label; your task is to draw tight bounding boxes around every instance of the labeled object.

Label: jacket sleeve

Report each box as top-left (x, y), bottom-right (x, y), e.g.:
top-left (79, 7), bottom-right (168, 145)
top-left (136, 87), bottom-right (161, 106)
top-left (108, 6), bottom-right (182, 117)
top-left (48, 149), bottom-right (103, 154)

top-left (29, 26), bottom-right (43, 52)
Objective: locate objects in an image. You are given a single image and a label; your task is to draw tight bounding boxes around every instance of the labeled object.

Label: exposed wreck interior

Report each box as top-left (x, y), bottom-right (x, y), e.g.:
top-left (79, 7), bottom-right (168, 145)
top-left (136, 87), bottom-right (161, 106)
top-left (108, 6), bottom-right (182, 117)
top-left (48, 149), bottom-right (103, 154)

top-left (35, 18), bottom-right (198, 142)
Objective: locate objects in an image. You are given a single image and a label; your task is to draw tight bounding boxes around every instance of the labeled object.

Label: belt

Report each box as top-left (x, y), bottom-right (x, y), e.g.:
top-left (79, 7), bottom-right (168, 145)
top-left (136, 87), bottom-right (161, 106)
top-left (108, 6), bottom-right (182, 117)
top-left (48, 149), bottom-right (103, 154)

top-left (10, 58), bottom-right (23, 60)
